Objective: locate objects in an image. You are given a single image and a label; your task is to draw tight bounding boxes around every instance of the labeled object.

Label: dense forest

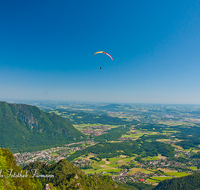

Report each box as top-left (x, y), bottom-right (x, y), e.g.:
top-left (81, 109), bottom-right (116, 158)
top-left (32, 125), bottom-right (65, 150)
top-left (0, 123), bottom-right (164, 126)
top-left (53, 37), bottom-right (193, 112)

top-left (175, 138), bottom-right (200, 149)
top-left (119, 181), bottom-right (154, 190)
top-left (67, 140), bottom-right (174, 161)
top-left (93, 125), bottom-right (131, 142)
top-left (0, 148), bottom-right (43, 189)
top-left (153, 172), bottom-right (200, 190)
top-left (137, 134), bottom-right (169, 142)
top-left (24, 160), bottom-right (123, 190)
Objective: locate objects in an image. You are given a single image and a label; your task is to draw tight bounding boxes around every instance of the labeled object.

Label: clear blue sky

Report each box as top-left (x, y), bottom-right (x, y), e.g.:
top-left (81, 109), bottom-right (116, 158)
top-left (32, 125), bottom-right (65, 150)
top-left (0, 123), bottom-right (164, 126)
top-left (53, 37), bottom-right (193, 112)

top-left (0, 0), bottom-right (200, 104)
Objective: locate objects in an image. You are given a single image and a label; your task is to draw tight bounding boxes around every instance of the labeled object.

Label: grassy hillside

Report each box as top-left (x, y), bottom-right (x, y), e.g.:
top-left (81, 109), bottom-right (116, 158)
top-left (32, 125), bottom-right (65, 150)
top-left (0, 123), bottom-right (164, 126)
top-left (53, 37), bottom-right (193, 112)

top-left (0, 102), bottom-right (86, 153)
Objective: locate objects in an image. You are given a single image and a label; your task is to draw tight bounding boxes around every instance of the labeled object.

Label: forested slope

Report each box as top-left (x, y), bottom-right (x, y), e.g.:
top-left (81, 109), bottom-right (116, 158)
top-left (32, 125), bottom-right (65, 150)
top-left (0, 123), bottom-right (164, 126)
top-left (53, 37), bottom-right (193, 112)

top-left (0, 102), bottom-right (85, 153)
top-left (0, 148), bottom-right (43, 189)
top-left (24, 159), bottom-right (123, 190)
top-left (153, 172), bottom-right (200, 190)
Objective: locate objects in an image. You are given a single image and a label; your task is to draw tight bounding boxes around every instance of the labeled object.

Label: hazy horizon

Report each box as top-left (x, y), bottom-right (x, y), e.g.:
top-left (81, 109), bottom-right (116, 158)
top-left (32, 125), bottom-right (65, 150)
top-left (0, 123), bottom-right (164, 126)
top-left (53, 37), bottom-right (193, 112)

top-left (2, 99), bottom-right (200, 106)
top-left (1, 1), bottom-right (200, 104)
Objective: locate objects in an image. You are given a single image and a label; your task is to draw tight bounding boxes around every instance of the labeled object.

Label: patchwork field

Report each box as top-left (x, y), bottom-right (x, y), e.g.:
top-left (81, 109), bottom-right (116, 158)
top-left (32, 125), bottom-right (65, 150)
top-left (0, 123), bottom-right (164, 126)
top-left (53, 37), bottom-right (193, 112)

top-left (129, 168), bottom-right (153, 174)
top-left (157, 168), bottom-right (177, 173)
top-left (80, 155), bottom-right (135, 174)
top-left (33, 102), bottom-right (200, 189)
top-left (73, 124), bottom-right (120, 134)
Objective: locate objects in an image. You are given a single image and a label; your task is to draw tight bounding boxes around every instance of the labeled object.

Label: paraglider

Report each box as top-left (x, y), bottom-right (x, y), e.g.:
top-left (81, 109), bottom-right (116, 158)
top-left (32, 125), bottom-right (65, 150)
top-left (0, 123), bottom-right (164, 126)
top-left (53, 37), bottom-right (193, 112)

top-left (94, 51), bottom-right (113, 60)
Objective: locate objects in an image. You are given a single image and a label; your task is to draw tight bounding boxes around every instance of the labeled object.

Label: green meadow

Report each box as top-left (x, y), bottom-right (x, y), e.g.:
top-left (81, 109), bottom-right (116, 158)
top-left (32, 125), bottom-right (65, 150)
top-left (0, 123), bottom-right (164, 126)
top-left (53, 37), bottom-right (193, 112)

top-left (142, 156), bottom-right (159, 161)
top-left (165, 172), bottom-right (189, 177)
top-left (148, 176), bottom-right (173, 182)
top-left (190, 166), bottom-right (197, 170)
top-left (80, 155), bottom-right (135, 174)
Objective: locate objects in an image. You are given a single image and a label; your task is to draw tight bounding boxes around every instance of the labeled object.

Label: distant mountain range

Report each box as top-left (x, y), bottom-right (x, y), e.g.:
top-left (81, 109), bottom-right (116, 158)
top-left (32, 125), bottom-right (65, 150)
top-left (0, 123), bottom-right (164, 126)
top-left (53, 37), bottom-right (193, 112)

top-left (0, 101), bottom-right (85, 153)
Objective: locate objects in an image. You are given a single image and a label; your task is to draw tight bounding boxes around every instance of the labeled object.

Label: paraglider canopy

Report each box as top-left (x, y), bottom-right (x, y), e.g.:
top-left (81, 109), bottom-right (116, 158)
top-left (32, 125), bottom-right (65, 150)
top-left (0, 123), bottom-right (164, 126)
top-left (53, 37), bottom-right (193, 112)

top-left (94, 51), bottom-right (113, 60)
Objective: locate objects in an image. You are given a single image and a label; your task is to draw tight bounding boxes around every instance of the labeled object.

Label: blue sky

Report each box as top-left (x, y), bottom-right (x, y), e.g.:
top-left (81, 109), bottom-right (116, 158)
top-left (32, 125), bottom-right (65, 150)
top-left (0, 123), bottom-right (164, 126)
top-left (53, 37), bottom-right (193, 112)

top-left (0, 0), bottom-right (200, 104)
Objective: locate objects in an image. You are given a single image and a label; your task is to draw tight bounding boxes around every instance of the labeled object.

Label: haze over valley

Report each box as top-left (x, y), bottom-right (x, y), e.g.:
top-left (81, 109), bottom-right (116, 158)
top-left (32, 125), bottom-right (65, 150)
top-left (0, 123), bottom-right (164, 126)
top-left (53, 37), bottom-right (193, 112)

top-left (1, 0), bottom-right (200, 189)
top-left (1, 101), bottom-right (200, 189)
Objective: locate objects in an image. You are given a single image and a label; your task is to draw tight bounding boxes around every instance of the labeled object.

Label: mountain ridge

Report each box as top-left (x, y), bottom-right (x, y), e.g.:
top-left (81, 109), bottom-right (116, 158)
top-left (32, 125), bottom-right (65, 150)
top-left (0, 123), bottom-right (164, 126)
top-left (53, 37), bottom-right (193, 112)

top-left (0, 101), bottom-right (85, 153)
